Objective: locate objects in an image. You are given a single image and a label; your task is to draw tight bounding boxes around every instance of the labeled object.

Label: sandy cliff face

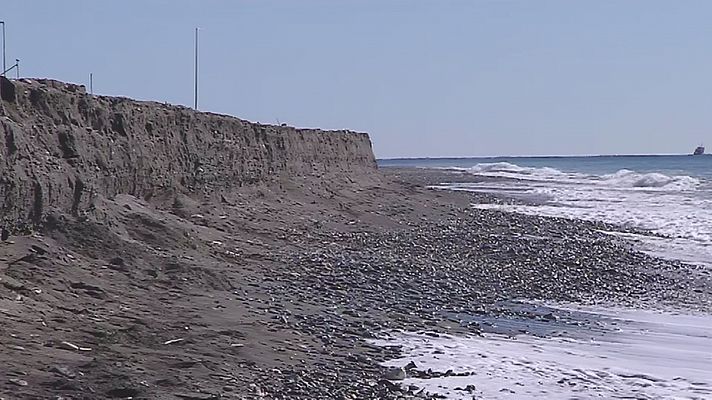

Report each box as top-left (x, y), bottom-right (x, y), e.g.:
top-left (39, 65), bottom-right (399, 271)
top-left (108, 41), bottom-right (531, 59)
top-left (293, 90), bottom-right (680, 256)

top-left (0, 78), bottom-right (377, 230)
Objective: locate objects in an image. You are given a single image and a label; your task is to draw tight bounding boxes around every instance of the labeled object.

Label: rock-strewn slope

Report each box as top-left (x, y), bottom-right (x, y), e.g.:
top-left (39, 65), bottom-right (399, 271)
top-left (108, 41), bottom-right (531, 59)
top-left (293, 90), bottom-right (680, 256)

top-left (0, 77), bottom-right (376, 231)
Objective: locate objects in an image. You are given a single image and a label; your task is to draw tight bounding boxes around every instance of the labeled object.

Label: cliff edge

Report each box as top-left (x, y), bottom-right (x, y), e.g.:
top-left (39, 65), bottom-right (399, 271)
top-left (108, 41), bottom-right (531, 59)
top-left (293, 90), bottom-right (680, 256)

top-left (0, 77), bottom-right (377, 230)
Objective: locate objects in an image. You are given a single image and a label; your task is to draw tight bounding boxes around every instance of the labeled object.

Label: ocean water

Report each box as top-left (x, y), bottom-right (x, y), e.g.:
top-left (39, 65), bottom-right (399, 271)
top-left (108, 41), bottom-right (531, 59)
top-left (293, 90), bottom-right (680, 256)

top-left (380, 155), bottom-right (712, 268)
top-left (374, 304), bottom-right (712, 399)
top-left (377, 155), bottom-right (712, 399)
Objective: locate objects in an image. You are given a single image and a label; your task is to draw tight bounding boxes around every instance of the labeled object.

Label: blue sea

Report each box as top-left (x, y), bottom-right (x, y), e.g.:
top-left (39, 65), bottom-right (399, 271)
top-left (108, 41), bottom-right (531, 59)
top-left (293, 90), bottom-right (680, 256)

top-left (379, 154), bottom-right (712, 180)
top-left (380, 155), bottom-right (712, 267)
top-left (376, 155), bottom-right (712, 399)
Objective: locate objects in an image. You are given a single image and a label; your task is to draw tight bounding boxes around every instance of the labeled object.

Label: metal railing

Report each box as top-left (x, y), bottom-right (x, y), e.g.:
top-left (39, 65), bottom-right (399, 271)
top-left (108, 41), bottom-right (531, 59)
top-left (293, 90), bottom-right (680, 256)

top-left (2, 59), bottom-right (19, 78)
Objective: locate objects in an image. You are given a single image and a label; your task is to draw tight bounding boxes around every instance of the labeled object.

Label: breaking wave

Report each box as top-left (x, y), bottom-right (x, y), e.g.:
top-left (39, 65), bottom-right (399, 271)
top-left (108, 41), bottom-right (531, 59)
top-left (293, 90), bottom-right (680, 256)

top-left (599, 169), bottom-right (700, 190)
top-left (456, 162), bottom-right (701, 191)
top-left (438, 161), bottom-right (712, 267)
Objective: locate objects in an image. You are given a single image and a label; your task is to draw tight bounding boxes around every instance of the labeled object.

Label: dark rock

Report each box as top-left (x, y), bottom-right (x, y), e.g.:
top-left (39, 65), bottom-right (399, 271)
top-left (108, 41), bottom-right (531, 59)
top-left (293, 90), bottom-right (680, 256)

top-left (109, 257), bottom-right (125, 266)
top-left (30, 245), bottom-right (48, 255)
top-left (110, 112), bottom-right (127, 136)
top-left (455, 384), bottom-right (477, 393)
top-left (377, 379), bottom-right (403, 392)
top-left (69, 281), bottom-right (106, 299)
top-left (49, 365), bottom-right (76, 379)
top-left (57, 128), bottom-right (79, 159)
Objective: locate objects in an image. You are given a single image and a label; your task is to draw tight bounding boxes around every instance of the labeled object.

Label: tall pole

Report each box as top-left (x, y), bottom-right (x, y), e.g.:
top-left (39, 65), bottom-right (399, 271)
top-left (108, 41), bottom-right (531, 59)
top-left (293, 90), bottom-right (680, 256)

top-left (1, 21), bottom-right (6, 76)
top-left (194, 27), bottom-right (198, 110)
top-left (15, 59), bottom-right (19, 79)
top-left (90, 73), bottom-right (93, 94)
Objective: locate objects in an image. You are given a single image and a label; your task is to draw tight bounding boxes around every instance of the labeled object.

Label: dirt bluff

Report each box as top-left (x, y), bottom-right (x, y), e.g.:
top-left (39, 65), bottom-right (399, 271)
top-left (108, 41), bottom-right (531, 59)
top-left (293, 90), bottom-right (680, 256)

top-left (0, 78), bottom-right (377, 230)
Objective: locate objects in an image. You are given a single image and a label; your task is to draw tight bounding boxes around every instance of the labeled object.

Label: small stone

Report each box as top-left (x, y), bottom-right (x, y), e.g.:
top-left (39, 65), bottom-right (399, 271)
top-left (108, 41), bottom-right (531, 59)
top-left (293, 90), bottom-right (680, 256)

top-left (542, 312), bottom-right (558, 321)
top-left (1, 275), bottom-right (24, 291)
top-left (50, 365), bottom-right (76, 379)
top-left (30, 245), bottom-right (48, 255)
top-left (383, 367), bottom-right (406, 381)
top-left (9, 378), bottom-right (28, 386)
top-left (109, 257), bottom-right (125, 266)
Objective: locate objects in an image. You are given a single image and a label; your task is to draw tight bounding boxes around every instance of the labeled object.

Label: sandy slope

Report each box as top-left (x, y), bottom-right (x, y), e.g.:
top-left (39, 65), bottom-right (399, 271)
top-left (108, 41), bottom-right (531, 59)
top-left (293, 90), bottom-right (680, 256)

top-left (0, 164), bottom-right (474, 399)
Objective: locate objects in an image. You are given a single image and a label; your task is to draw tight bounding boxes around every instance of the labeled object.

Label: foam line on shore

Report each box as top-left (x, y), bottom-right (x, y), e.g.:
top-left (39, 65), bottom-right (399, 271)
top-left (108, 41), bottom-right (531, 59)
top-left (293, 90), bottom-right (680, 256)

top-left (374, 304), bottom-right (712, 399)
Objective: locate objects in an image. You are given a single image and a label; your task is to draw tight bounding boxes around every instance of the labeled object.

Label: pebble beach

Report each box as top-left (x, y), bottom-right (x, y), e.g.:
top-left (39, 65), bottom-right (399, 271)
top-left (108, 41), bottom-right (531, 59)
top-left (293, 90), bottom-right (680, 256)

top-left (2, 164), bottom-right (710, 399)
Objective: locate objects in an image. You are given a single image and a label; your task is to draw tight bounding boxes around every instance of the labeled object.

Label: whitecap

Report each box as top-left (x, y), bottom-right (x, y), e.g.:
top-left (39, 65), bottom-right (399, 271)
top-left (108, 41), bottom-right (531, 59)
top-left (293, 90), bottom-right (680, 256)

top-left (438, 162), bottom-right (712, 268)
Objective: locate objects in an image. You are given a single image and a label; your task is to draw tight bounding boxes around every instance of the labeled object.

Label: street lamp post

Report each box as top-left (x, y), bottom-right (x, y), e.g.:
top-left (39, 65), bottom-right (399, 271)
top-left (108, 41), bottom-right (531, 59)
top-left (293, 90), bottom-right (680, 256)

top-left (194, 27), bottom-right (199, 110)
top-left (1, 21), bottom-right (6, 76)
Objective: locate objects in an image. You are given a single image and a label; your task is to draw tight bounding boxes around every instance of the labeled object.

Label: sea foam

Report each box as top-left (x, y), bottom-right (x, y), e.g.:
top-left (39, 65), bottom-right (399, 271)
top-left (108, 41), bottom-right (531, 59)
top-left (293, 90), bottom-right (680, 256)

top-left (437, 162), bottom-right (712, 267)
top-left (454, 162), bottom-right (701, 190)
top-left (374, 305), bottom-right (712, 400)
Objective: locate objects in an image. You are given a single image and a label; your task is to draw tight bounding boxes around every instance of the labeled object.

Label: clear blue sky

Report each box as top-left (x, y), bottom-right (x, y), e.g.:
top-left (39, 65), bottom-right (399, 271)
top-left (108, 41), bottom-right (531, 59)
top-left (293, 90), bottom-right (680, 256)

top-left (3, 1), bottom-right (711, 158)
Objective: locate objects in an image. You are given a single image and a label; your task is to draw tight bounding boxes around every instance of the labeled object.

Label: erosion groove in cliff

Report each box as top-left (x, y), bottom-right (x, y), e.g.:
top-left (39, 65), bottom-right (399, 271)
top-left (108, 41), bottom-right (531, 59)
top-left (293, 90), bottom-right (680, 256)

top-left (0, 78), bottom-right (377, 229)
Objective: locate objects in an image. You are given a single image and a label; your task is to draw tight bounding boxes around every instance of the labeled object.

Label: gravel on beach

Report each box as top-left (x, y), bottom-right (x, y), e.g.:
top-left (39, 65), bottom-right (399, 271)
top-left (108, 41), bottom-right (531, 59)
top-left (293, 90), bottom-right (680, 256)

top-left (1, 167), bottom-right (710, 399)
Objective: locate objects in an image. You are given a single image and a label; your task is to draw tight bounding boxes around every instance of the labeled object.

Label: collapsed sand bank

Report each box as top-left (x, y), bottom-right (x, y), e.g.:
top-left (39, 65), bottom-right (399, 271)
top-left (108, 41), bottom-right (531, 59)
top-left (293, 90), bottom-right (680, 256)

top-left (1, 77), bottom-right (377, 232)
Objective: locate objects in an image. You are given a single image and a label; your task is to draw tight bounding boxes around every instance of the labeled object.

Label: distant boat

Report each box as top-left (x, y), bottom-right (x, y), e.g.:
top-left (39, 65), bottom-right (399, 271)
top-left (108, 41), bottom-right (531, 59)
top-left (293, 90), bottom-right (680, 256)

top-left (693, 145), bottom-right (705, 156)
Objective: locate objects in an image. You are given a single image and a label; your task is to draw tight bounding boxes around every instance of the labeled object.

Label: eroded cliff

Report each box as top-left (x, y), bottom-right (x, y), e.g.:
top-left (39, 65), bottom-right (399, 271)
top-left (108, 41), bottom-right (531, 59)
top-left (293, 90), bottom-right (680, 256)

top-left (0, 77), bottom-right (377, 230)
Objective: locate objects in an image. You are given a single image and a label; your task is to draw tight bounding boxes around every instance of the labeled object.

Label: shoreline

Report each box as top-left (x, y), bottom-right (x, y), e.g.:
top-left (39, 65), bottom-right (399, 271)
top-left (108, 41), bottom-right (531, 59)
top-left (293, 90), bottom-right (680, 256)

top-left (373, 167), bottom-right (712, 398)
top-left (374, 303), bottom-right (712, 399)
top-left (1, 166), bottom-right (710, 399)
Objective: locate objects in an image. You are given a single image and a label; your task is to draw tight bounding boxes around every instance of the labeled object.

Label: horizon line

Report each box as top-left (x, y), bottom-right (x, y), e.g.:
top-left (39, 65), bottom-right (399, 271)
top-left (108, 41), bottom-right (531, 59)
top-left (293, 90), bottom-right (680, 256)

top-left (377, 152), bottom-right (696, 161)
